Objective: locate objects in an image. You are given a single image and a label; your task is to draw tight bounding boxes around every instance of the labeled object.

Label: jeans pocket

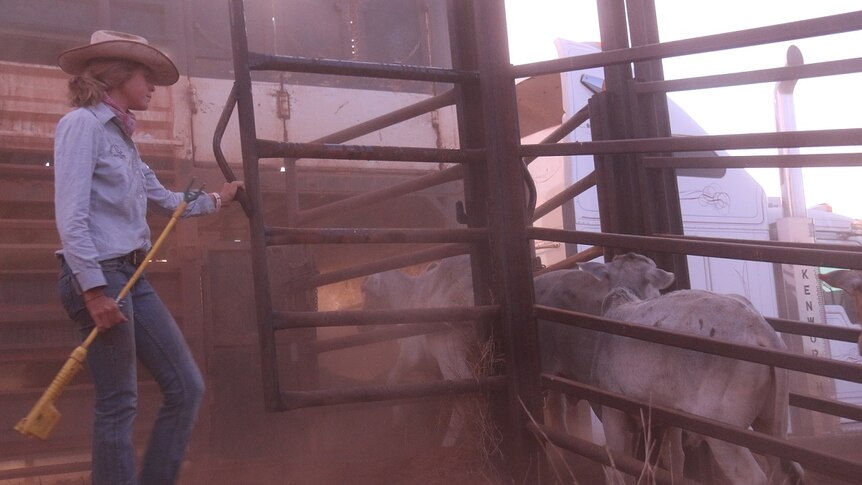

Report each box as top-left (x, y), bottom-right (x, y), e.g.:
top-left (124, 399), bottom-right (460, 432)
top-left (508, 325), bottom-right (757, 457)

top-left (58, 270), bottom-right (87, 322)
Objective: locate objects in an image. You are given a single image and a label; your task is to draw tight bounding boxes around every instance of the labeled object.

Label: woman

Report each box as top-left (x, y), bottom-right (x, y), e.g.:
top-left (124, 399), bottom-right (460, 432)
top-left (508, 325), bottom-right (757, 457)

top-left (54, 30), bottom-right (243, 484)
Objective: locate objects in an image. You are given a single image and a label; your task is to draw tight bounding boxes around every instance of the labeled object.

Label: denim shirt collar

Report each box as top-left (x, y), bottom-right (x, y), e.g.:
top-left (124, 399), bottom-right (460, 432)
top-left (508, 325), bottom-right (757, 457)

top-left (87, 102), bottom-right (119, 128)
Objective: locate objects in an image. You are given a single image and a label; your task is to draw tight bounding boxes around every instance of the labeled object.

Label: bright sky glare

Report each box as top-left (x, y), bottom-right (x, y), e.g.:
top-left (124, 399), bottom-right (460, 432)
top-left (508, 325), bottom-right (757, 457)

top-left (505, 0), bottom-right (862, 218)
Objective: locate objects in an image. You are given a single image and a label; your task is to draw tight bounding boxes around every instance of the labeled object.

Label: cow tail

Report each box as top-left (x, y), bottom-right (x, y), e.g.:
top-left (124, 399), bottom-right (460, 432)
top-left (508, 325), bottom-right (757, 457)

top-left (755, 364), bottom-right (804, 485)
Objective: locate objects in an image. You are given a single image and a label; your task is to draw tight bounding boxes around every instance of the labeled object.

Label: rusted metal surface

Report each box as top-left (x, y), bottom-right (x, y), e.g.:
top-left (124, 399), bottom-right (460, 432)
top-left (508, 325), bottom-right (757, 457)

top-left (295, 165), bottom-right (464, 225)
top-left (790, 392), bottom-right (862, 423)
top-left (311, 322), bottom-right (469, 354)
top-left (272, 306), bottom-right (499, 330)
top-left (0, 61), bottom-right (186, 158)
top-left (471, 1), bottom-right (545, 482)
top-left (644, 152), bottom-right (862, 169)
top-left (280, 375), bottom-right (507, 411)
top-left (264, 227), bottom-right (487, 245)
top-left (521, 127), bottom-right (862, 158)
top-left (211, 82), bottom-right (252, 217)
top-left (289, 243), bottom-right (471, 292)
top-left (528, 227), bottom-right (862, 270)
top-left (307, 89), bottom-right (458, 146)
top-left (256, 139), bottom-right (484, 164)
top-left (523, 104), bottom-right (589, 165)
top-left (532, 171), bottom-right (595, 221)
top-left (227, 1), bottom-right (545, 482)
top-left (229, 0), bottom-right (281, 412)
top-left (249, 52), bottom-right (478, 84)
top-left (534, 245), bottom-right (604, 275)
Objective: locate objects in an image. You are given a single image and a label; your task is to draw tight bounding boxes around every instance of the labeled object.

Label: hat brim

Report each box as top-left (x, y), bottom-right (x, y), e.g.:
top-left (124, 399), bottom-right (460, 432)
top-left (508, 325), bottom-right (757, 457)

top-left (58, 40), bottom-right (179, 86)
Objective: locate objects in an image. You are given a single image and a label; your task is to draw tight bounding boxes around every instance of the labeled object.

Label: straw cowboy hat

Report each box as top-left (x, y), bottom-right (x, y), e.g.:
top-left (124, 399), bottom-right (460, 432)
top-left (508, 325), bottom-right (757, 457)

top-left (58, 30), bottom-right (179, 86)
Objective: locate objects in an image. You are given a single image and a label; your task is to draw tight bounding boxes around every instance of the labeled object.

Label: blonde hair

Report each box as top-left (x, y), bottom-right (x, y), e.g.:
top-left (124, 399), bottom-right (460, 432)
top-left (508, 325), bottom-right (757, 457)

top-left (67, 59), bottom-right (142, 107)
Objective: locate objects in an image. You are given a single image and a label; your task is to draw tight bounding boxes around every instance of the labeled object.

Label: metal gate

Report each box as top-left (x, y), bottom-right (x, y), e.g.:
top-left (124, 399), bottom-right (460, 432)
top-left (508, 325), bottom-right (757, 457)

top-left (219, 0), bottom-right (544, 481)
top-left (221, 0), bottom-right (862, 484)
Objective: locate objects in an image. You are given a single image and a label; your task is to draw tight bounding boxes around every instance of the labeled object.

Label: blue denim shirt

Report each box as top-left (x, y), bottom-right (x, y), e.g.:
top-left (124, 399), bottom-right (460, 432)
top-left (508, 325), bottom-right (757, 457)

top-left (54, 102), bottom-right (216, 292)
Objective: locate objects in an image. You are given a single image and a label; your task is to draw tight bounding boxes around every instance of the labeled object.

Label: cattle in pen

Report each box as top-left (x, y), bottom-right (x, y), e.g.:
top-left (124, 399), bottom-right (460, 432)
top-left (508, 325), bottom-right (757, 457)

top-left (361, 254), bottom-right (475, 447)
top-left (818, 269), bottom-right (862, 354)
top-left (367, 253), bottom-right (676, 451)
top-left (576, 253), bottom-right (801, 485)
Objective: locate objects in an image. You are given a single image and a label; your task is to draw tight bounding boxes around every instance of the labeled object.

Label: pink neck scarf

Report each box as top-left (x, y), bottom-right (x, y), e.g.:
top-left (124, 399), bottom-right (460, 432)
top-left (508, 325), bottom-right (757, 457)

top-left (102, 94), bottom-right (137, 137)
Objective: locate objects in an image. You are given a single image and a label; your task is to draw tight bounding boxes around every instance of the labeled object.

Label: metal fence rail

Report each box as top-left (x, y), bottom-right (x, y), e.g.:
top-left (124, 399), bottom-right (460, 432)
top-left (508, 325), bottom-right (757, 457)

top-left (542, 375), bottom-right (862, 483)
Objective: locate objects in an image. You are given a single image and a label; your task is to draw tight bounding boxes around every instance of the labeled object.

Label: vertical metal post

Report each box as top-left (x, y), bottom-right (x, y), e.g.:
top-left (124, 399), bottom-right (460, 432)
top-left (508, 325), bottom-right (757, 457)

top-left (624, 0), bottom-right (690, 288)
top-left (473, 0), bottom-right (545, 482)
top-left (593, 0), bottom-right (643, 242)
top-left (228, 0), bottom-right (281, 411)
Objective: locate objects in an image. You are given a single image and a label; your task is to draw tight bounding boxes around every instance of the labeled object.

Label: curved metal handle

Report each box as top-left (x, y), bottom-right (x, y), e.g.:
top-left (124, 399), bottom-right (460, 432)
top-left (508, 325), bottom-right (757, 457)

top-left (213, 82), bottom-right (252, 218)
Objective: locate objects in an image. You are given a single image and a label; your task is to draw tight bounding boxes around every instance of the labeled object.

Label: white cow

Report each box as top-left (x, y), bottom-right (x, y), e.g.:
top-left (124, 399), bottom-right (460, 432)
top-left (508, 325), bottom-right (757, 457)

top-left (361, 255), bottom-right (475, 447)
top-left (534, 256), bottom-right (676, 475)
top-left (578, 253), bottom-right (801, 485)
top-left (818, 270), bottom-right (862, 354)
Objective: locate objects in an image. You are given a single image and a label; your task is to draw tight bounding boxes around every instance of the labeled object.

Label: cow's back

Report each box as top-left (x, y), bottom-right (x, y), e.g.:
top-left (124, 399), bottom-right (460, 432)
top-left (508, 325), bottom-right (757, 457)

top-left (598, 289), bottom-right (784, 424)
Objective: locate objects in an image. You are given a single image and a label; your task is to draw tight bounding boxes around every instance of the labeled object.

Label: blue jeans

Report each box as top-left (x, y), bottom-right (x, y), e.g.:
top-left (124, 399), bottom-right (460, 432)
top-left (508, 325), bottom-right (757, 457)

top-left (59, 257), bottom-right (204, 485)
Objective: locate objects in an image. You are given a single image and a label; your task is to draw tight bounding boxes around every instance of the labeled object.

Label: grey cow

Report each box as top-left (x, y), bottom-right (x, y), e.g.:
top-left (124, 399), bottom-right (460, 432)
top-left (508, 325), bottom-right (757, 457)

top-left (573, 253), bottom-right (801, 485)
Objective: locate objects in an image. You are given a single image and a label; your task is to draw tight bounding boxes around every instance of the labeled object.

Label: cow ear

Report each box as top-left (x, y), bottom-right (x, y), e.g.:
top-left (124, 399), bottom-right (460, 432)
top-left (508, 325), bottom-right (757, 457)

top-left (820, 270), bottom-right (862, 292)
top-left (650, 268), bottom-right (675, 290)
top-left (578, 261), bottom-right (608, 282)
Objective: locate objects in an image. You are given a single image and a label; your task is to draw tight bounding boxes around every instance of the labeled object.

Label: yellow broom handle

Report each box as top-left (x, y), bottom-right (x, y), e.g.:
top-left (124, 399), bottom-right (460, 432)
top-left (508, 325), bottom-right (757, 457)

top-left (80, 199), bottom-right (189, 349)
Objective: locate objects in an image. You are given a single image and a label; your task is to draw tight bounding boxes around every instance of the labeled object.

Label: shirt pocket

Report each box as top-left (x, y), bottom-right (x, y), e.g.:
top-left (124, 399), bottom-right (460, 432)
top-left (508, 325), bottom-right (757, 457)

top-left (94, 143), bottom-right (134, 205)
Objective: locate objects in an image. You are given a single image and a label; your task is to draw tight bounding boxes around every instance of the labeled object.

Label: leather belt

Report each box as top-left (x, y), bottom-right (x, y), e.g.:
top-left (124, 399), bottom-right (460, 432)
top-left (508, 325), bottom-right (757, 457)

top-left (57, 249), bottom-right (149, 267)
top-left (102, 249), bottom-right (148, 267)
top-left (123, 248), bottom-right (149, 266)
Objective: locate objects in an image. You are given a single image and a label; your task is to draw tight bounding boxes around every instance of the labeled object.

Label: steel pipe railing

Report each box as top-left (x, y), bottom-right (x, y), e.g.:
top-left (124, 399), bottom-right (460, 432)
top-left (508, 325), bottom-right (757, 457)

top-left (790, 391), bottom-right (862, 423)
top-left (521, 128), bottom-right (862, 159)
top-left (527, 227), bottom-right (862, 271)
top-left (534, 246), bottom-right (604, 276)
top-left (542, 374), bottom-right (862, 483)
top-left (257, 139), bottom-right (485, 164)
top-left (522, 105), bottom-right (590, 165)
top-left (513, 11), bottom-right (862, 79)
top-left (280, 375), bottom-right (507, 411)
top-left (535, 305), bottom-right (862, 384)
top-left (532, 171), bottom-right (596, 222)
top-left (305, 89), bottom-right (458, 146)
top-left (654, 233), bottom-right (862, 257)
top-left (273, 305), bottom-right (499, 331)
top-left (634, 56), bottom-right (862, 94)
top-left (295, 166), bottom-right (464, 226)
top-left (311, 322), bottom-right (464, 354)
top-left (249, 52), bottom-right (479, 84)
top-left (767, 316), bottom-right (862, 343)
top-left (265, 227), bottom-right (487, 246)
top-left (644, 153), bottom-right (862, 169)
top-left (284, 243), bottom-right (471, 293)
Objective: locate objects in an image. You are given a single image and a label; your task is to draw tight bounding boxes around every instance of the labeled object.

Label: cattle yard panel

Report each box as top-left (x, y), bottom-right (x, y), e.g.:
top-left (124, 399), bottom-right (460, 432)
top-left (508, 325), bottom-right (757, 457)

top-left (522, 1), bottom-right (862, 483)
top-left (3, 0), bottom-right (862, 483)
top-left (224, 0), bottom-right (544, 482)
